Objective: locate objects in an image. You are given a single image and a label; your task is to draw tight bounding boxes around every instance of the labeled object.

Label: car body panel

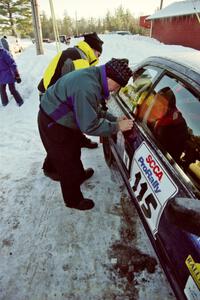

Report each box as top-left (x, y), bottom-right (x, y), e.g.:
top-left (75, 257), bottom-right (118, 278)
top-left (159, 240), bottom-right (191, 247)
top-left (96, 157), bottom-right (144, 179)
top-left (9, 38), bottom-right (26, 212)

top-left (103, 56), bottom-right (200, 300)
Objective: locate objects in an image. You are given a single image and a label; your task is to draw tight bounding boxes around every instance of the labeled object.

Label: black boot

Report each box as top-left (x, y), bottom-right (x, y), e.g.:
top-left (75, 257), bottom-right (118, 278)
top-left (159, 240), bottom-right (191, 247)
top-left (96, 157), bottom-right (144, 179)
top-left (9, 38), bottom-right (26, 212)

top-left (66, 198), bottom-right (95, 210)
top-left (17, 99), bottom-right (24, 107)
top-left (81, 136), bottom-right (98, 149)
top-left (43, 169), bottom-right (60, 181)
top-left (2, 101), bottom-right (8, 106)
top-left (80, 168), bottom-right (94, 184)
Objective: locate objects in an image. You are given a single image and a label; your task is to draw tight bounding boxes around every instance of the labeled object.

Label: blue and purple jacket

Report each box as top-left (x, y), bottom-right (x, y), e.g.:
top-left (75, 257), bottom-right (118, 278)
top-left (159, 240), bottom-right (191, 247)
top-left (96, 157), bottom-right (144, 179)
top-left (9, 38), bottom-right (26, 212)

top-left (0, 47), bottom-right (17, 84)
top-left (40, 65), bottom-right (119, 137)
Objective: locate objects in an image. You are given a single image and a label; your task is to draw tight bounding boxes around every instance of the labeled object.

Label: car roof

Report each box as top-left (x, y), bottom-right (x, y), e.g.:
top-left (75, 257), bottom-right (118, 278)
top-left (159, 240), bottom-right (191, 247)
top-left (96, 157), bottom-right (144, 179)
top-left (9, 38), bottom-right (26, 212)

top-left (135, 56), bottom-right (200, 90)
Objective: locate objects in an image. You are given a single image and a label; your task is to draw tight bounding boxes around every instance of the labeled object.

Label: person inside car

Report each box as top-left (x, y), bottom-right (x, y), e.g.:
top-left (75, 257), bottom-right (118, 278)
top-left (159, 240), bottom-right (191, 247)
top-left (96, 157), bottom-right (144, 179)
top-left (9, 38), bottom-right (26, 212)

top-left (38, 58), bottom-right (133, 210)
top-left (153, 87), bottom-right (188, 161)
top-left (38, 32), bottom-right (103, 149)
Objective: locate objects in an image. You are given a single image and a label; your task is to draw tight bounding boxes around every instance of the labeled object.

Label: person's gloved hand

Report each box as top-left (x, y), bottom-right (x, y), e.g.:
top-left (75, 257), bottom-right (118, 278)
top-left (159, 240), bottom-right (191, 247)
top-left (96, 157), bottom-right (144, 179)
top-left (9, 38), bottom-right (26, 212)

top-left (15, 72), bottom-right (22, 83)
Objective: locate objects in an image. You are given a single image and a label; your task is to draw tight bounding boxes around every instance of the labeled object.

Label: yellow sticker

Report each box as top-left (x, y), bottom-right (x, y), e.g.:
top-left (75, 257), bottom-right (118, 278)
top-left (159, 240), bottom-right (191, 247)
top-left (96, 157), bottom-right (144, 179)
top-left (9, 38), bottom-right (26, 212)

top-left (185, 255), bottom-right (200, 289)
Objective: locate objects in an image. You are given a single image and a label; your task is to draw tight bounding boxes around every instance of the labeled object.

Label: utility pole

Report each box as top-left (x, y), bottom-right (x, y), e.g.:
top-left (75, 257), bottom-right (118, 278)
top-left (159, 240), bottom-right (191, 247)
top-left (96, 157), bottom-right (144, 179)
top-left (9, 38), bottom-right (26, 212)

top-left (75, 11), bottom-right (78, 36)
top-left (49, 0), bottom-right (61, 52)
top-left (160, 0), bottom-right (164, 10)
top-left (31, 0), bottom-right (44, 55)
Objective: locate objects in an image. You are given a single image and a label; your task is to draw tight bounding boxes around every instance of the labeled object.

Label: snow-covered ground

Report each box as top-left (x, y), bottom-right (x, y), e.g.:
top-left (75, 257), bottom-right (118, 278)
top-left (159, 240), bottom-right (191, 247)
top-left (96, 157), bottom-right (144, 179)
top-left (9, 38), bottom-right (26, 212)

top-left (0, 34), bottom-right (199, 300)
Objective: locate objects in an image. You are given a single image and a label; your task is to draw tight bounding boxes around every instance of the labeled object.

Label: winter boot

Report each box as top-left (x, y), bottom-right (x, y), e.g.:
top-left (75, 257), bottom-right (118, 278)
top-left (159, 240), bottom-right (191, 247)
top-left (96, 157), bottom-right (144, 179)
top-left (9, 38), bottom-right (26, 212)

top-left (66, 198), bottom-right (95, 210)
top-left (80, 168), bottom-right (94, 184)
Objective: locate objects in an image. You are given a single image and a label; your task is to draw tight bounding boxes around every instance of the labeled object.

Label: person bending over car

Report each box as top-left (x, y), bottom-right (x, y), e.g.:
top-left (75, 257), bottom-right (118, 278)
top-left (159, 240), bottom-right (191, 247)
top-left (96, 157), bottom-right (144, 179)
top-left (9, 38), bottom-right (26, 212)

top-left (38, 58), bottom-right (133, 210)
top-left (38, 32), bottom-right (104, 153)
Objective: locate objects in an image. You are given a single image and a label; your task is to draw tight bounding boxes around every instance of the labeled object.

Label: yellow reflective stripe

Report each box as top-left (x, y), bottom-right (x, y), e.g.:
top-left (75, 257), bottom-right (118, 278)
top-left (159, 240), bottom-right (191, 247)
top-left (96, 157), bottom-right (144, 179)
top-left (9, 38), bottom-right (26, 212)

top-left (76, 41), bottom-right (98, 65)
top-left (43, 52), bottom-right (62, 90)
top-left (73, 59), bottom-right (90, 70)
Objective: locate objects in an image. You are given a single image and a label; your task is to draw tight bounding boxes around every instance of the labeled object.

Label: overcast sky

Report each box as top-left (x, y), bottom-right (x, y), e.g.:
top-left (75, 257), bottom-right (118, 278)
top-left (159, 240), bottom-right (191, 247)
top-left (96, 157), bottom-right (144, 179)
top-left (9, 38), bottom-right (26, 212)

top-left (39, 0), bottom-right (184, 19)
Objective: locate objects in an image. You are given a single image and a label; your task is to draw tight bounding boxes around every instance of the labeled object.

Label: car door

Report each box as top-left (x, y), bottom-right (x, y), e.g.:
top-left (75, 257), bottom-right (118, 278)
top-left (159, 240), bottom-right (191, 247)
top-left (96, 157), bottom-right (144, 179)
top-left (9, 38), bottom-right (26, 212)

top-left (146, 73), bottom-right (200, 300)
top-left (105, 62), bottom-right (200, 300)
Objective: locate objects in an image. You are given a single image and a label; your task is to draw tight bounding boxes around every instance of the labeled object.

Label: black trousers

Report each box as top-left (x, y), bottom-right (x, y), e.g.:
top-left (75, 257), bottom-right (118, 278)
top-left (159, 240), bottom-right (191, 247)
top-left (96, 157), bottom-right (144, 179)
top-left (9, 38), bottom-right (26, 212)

top-left (38, 110), bottom-right (86, 206)
top-left (0, 83), bottom-right (23, 105)
top-left (42, 134), bottom-right (91, 174)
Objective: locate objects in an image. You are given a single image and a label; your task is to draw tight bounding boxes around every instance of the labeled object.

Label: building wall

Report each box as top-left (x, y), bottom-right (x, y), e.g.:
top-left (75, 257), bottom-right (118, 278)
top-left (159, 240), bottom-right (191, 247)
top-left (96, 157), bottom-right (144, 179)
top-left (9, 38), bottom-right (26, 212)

top-left (151, 15), bottom-right (200, 50)
top-left (139, 15), bottom-right (151, 28)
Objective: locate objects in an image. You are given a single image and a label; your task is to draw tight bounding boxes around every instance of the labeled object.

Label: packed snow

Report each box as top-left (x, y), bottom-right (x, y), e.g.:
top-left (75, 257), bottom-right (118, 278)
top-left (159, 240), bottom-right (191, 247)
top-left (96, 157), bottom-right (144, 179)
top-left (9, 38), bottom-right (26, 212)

top-left (1, 34), bottom-right (199, 299)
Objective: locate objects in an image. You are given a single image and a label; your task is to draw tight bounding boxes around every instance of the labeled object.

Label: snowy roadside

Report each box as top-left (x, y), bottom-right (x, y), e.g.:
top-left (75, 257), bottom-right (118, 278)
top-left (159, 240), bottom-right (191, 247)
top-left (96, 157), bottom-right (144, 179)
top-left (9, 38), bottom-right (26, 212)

top-left (1, 35), bottom-right (192, 299)
top-left (0, 144), bottom-right (175, 299)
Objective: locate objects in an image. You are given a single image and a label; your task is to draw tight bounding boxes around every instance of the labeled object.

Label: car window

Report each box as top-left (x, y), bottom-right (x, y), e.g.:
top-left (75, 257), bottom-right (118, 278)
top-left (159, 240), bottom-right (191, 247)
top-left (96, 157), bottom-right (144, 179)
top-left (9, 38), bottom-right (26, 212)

top-left (119, 66), bottom-right (160, 111)
top-left (138, 74), bottom-right (200, 189)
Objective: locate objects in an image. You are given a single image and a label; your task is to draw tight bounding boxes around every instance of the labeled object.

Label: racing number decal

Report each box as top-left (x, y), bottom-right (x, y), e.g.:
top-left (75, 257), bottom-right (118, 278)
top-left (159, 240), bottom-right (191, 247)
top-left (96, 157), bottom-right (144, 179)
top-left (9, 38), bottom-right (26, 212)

top-left (132, 172), bottom-right (158, 217)
top-left (142, 194), bottom-right (158, 219)
top-left (132, 172), bottom-right (141, 192)
top-left (130, 142), bottom-right (178, 236)
top-left (132, 172), bottom-right (158, 218)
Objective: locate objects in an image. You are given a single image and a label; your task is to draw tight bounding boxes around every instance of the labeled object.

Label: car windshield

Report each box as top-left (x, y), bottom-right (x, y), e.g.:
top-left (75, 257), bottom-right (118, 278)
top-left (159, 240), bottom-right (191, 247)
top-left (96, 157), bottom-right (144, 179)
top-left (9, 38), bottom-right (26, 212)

top-left (119, 66), bottom-right (159, 111)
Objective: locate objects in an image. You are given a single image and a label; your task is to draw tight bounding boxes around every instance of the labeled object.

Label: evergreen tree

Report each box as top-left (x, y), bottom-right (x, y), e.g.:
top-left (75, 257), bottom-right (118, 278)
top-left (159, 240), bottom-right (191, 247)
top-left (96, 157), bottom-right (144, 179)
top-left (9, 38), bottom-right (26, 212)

top-left (39, 5), bottom-right (149, 40)
top-left (40, 11), bottom-right (53, 39)
top-left (62, 12), bottom-right (73, 35)
top-left (0, 0), bottom-right (32, 37)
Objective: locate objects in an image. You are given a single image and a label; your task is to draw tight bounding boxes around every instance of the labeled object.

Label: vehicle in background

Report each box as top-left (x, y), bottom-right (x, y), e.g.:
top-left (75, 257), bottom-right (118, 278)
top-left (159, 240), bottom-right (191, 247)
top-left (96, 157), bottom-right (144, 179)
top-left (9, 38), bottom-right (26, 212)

top-left (59, 35), bottom-right (71, 44)
top-left (42, 38), bottom-right (52, 43)
top-left (103, 56), bottom-right (200, 300)
top-left (32, 38), bottom-right (53, 44)
top-left (110, 30), bottom-right (132, 35)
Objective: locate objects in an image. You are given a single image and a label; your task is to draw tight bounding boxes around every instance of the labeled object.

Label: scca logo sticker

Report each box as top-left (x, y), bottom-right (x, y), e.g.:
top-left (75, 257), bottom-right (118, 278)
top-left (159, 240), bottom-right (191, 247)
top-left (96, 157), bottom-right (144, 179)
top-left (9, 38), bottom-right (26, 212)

top-left (129, 142), bottom-right (178, 236)
top-left (137, 155), bottom-right (162, 194)
top-left (146, 155), bottom-right (163, 181)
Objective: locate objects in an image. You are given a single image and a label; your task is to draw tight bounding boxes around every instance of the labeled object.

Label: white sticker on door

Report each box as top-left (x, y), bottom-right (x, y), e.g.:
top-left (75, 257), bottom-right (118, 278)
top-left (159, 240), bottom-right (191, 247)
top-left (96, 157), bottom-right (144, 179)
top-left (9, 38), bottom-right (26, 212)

top-left (129, 142), bottom-right (178, 235)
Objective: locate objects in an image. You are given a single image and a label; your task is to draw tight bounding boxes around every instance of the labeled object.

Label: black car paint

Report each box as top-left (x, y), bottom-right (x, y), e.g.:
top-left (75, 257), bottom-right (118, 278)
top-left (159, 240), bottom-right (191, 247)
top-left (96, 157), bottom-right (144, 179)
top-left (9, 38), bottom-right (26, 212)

top-left (103, 56), bottom-right (200, 300)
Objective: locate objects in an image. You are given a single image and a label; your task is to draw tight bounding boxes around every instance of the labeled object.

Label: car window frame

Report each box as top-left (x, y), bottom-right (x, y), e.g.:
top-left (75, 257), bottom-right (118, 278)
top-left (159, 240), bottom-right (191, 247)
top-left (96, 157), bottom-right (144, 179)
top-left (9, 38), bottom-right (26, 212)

top-left (115, 62), bottom-right (200, 198)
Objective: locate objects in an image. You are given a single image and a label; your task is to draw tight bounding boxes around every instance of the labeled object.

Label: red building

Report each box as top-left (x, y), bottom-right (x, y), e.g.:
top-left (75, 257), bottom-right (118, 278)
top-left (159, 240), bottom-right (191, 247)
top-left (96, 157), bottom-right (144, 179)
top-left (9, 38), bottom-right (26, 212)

top-left (147, 0), bottom-right (200, 50)
top-left (139, 15), bottom-right (151, 29)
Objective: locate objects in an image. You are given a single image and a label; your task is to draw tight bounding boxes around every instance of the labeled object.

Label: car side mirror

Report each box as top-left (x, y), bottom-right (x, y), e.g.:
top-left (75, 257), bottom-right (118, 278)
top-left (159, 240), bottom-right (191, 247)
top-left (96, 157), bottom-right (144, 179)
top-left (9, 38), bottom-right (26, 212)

top-left (166, 197), bottom-right (200, 236)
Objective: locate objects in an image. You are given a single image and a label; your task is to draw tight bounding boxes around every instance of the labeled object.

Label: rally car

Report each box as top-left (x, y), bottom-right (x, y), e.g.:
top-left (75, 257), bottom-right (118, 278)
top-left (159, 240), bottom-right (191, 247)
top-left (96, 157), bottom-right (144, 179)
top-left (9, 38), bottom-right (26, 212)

top-left (103, 56), bottom-right (200, 300)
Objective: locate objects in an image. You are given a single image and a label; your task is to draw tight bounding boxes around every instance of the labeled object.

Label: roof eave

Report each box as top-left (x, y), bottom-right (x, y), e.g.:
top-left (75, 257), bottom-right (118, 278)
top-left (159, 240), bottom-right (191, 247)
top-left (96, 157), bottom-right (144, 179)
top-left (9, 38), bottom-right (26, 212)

top-left (147, 12), bottom-right (199, 21)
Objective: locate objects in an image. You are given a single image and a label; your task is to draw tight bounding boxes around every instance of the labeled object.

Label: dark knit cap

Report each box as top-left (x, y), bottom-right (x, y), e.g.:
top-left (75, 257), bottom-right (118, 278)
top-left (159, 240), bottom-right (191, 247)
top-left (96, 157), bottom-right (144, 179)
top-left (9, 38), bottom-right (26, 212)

top-left (105, 58), bottom-right (133, 87)
top-left (84, 32), bottom-right (104, 53)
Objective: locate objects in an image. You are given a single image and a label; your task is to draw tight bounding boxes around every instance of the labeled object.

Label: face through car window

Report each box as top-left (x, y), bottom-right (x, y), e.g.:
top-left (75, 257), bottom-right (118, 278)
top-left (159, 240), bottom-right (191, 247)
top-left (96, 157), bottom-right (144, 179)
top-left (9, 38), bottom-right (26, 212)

top-left (138, 74), bottom-right (200, 188)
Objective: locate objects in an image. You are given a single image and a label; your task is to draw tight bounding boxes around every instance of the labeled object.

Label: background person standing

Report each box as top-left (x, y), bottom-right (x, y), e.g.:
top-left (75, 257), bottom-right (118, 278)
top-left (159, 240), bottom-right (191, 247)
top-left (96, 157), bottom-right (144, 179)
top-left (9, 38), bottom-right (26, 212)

top-left (0, 46), bottom-right (23, 107)
top-left (0, 36), bottom-right (10, 52)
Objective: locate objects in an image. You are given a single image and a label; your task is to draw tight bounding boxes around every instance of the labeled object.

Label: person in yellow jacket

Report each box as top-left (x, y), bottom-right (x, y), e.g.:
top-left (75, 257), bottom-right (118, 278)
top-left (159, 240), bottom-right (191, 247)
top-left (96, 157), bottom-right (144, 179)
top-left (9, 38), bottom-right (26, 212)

top-left (38, 32), bottom-right (103, 94)
top-left (37, 32), bottom-right (104, 181)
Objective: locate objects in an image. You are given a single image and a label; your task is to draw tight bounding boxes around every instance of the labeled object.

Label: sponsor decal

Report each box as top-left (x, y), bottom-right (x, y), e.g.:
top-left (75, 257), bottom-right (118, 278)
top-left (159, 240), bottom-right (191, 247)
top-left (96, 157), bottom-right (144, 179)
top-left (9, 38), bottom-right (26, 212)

top-left (186, 255), bottom-right (200, 290)
top-left (138, 156), bottom-right (162, 194)
top-left (184, 275), bottom-right (200, 300)
top-left (129, 142), bottom-right (178, 235)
